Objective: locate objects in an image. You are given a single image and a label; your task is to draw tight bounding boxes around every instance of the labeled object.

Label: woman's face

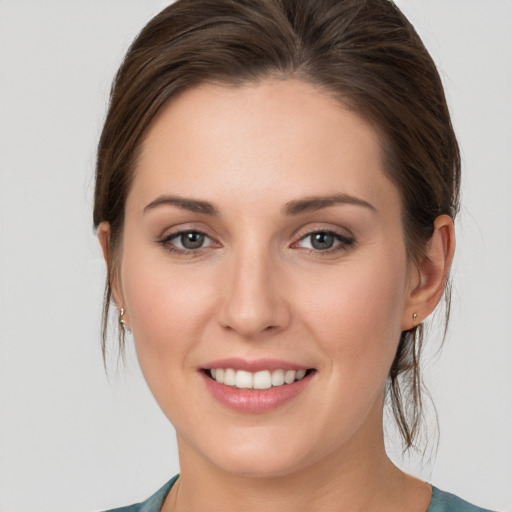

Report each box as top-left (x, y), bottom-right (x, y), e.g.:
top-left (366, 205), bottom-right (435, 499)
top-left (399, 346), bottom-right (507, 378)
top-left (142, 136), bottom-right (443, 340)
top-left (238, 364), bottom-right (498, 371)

top-left (114, 79), bottom-right (418, 476)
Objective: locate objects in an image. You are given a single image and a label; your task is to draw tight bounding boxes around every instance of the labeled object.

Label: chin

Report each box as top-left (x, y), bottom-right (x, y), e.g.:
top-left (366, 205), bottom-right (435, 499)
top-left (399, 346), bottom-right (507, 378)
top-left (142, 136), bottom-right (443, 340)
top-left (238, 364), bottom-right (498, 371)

top-left (197, 427), bottom-right (322, 479)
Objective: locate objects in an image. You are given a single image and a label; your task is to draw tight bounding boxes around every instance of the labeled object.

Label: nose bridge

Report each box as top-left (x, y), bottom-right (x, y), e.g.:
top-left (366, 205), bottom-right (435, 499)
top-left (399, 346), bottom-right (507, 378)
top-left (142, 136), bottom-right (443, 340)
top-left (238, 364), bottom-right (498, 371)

top-left (217, 239), bottom-right (289, 338)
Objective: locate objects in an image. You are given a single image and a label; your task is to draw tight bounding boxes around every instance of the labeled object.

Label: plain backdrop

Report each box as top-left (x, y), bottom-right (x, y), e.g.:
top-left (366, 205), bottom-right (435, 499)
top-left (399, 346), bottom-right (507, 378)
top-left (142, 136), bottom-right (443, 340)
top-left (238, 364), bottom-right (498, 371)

top-left (0, 1), bottom-right (511, 511)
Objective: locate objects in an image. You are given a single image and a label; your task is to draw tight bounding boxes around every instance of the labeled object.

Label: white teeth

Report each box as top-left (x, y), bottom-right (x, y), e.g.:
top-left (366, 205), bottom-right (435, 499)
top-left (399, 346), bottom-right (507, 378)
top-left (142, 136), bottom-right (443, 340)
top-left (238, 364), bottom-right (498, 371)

top-left (215, 368), bottom-right (224, 383)
top-left (209, 367), bottom-right (309, 389)
top-left (271, 369), bottom-right (285, 386)
top-left (284, 370), bottom-right (296, 384)
top-left (224, 368), bottom-right (236, 386)
top-left (235, 370), bottom-right (253, 389)
top-left (253, 370), bottom-right (272, 390)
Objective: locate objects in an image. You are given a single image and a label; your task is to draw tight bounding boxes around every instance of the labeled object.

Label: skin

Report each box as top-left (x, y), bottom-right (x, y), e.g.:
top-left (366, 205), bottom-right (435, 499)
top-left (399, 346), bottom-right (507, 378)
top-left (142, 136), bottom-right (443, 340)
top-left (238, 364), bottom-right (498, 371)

top-left (99, 79), bottom-right (454, 511)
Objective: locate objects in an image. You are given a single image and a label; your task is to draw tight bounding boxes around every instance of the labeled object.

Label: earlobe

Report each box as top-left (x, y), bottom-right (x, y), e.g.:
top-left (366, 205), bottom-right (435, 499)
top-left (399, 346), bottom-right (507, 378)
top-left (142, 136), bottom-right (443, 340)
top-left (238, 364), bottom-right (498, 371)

top-left (402, 214), bottom-right (456, 330)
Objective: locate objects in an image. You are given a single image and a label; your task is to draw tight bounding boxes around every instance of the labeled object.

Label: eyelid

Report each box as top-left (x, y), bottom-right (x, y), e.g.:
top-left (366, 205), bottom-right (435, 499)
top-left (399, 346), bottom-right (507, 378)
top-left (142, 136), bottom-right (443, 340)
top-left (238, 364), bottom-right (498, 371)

top-left (156, 221), bottom-right (210, 239)
top-left (292, 223), bottom-right (354, 243)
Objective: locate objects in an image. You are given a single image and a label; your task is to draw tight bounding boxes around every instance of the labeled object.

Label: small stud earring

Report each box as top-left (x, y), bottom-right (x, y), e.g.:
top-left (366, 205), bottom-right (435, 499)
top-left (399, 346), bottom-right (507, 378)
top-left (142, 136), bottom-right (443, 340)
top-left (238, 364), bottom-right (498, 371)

top-left (119, 308), bottom-right (131, 332)
top-left (412, 312), bottom-right (418, 325)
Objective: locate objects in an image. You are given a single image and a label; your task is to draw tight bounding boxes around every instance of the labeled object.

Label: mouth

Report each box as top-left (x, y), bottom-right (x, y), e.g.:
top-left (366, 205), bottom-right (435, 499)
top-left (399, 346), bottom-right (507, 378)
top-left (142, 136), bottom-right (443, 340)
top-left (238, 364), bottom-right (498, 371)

top-left (200, 358), bottom-right (316, 412)
top-left (203, 367), bottom-right (315, 390)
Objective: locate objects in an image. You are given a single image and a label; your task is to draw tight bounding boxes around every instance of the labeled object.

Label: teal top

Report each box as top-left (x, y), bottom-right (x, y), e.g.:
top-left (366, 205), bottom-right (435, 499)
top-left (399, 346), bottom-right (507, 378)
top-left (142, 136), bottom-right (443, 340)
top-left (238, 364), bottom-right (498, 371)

top-left (103, 475), bottom-right (496, 512)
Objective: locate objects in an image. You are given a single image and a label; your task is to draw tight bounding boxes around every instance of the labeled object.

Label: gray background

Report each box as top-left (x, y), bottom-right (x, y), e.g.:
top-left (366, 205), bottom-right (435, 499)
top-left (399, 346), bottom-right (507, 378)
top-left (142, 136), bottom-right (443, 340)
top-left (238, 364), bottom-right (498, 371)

top-left (0, 1), bottom-right (511, 511)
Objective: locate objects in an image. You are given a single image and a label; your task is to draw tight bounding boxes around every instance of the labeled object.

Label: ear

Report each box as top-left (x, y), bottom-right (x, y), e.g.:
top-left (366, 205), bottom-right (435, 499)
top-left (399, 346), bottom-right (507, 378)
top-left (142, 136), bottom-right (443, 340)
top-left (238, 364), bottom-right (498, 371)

top-left (402, 214), bottom-right (456, 330)
top-left (97, 222), bottom-right (126, 320)
top-left (97, 221), bottom-right (111, 267)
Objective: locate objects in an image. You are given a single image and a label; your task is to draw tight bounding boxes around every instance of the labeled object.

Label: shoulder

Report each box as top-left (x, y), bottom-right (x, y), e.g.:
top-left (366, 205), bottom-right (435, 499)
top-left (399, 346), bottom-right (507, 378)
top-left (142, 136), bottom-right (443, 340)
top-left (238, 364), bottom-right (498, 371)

top-left (428, 487), bottom-right (498, 512)
top-left (100, 475), bottom-right (178, 512)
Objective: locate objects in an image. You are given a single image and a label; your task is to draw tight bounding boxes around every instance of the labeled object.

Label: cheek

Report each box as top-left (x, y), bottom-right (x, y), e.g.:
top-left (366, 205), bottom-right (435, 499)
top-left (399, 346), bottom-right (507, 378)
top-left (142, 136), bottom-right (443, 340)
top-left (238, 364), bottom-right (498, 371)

top-left (290, 252), bottom-right (410, 447)
top-left (119, 245), bottom-right (216, 383)
top-left (299, 252), bottom-right (408, 378)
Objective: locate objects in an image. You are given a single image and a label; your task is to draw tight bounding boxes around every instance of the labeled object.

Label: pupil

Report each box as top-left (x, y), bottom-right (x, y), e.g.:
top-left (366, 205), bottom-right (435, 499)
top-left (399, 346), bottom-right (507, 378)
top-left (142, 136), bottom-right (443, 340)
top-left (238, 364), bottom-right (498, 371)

top-left (181, 232), bottom-right (204, 249)
top-left (311, 232), bottom-right (334, 250)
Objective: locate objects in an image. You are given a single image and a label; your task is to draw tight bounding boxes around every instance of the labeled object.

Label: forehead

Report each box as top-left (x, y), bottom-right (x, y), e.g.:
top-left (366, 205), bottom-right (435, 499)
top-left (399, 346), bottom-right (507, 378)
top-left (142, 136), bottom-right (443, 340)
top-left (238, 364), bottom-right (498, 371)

top-left (130, 79), bottom-right (399, 215)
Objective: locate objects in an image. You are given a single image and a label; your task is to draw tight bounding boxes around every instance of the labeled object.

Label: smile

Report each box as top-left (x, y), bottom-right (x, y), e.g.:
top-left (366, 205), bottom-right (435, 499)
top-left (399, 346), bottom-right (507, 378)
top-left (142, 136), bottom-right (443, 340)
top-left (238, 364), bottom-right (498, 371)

top-left (202, 361), bottom-right (316, 412)
top-left (208, 368), bottom-right (308, 390)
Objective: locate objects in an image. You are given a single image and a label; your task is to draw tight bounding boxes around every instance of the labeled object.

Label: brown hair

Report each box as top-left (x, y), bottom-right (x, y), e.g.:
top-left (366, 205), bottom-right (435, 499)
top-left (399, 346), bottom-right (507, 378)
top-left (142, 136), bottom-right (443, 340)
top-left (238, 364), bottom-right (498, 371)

top-left (93, 0), bottom-right (460, 450)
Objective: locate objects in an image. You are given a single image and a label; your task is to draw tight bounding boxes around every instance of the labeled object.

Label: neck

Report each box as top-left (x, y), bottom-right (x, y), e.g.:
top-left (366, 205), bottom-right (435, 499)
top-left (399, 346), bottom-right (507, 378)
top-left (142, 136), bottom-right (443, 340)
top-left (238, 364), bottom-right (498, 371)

top-left (163, 411), bottom-right (431, 512)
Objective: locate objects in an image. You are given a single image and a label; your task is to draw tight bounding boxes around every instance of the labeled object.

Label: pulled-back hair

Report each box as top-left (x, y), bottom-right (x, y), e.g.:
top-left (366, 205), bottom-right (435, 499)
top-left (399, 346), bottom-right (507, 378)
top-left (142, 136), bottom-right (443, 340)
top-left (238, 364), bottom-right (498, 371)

top-left (94, 0), bottom-right (460, 450)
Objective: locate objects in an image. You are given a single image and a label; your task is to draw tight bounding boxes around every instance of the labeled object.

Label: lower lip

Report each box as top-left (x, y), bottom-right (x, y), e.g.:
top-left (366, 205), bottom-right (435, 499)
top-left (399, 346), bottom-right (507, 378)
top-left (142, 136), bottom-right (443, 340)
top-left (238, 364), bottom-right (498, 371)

top-left (202, 371), bottom-right (314, 413)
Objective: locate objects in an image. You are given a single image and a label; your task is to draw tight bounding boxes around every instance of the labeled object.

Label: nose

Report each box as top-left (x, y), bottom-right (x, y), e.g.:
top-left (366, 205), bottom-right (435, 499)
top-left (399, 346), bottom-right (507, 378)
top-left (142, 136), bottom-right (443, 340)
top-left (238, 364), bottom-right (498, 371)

top-left (216, 247), bottom-right (291, 339)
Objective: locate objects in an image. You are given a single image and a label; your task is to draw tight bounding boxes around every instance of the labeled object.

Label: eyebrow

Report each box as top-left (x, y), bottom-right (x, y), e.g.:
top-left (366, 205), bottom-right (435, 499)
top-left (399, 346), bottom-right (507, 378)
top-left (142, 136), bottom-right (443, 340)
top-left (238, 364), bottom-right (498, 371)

top-left (282, 194), bottom-right (376, 215)
top-left (143, 195), bottom-right (219, 215)
top-left (143, 193), bottom-right (376, 216)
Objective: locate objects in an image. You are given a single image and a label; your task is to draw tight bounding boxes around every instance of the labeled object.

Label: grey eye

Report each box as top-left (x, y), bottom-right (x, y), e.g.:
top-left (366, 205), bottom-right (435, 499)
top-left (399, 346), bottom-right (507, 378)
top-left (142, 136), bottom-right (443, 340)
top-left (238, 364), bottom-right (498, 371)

top-left (295, 230), bottom-right (355, 253)
top-left (180, 232), bottom-right (205, 249)
top-left (309, 232), bottom-right (335, 250)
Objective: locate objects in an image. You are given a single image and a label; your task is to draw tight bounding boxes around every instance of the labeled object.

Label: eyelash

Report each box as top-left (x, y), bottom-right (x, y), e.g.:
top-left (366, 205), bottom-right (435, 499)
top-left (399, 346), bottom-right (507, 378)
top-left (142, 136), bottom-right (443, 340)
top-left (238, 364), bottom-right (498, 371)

top-left (158, 229), bottom-right (217, 256)
top-left (158, 229), bottom-right (355, 256)
top-left (294, 230), bottom-right (355, 255)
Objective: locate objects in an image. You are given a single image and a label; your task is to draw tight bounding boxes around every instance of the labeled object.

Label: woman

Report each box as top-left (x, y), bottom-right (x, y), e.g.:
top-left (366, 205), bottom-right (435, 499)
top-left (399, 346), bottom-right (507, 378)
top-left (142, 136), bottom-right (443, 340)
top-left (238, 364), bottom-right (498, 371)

top-left (93, 1), bottom-right (495, 510)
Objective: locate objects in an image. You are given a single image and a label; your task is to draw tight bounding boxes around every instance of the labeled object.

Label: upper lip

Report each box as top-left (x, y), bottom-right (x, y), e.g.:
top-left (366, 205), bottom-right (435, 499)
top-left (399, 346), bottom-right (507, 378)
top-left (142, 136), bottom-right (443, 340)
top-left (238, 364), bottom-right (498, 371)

top-left (202, 358), bottom-right (311, 373)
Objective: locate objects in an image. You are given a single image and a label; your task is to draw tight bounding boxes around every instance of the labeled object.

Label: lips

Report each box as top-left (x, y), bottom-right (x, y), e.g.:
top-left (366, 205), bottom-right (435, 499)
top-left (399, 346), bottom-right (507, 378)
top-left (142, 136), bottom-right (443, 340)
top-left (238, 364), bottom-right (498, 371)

top-left (201, 358), bottom-right (315, 413)
top-left (204, 357), bottom-right (310, 372)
